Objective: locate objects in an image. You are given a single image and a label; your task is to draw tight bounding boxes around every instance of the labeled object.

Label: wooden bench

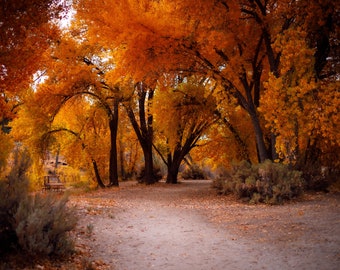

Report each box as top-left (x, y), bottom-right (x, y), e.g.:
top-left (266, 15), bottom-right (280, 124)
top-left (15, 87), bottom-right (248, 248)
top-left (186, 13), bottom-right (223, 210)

top-left (43, 175), bottom-right (65, 191)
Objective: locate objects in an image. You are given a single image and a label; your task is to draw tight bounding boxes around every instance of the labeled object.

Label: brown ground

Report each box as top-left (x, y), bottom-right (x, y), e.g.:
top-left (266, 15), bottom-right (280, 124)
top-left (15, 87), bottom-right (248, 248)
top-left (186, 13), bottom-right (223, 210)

top-left (70, 180), bottom-right (340, 270)
top-left (2, 180), bottom-right (339, 269)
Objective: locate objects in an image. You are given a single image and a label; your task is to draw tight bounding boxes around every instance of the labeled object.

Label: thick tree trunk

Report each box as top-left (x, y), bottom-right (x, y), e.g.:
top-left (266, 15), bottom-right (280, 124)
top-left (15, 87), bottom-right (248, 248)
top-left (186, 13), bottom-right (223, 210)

top-left (250, 112), bottom-right (269, 163)
top-left (141, 142), bottom-right (155, 185)
top-left (233, 73), bottom-right (270, 163)
top-left (166, 165), bottom-right (179, 184)
top-left (166, 153), bottom-right (180, 184)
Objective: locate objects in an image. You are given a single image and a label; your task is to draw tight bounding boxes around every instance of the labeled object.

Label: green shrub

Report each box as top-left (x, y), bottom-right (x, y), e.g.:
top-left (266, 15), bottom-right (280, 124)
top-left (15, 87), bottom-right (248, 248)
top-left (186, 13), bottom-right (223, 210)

top-left (0, 148), bottom-right (77, 256)
top-left (213, 160), bottom-right (304, 204)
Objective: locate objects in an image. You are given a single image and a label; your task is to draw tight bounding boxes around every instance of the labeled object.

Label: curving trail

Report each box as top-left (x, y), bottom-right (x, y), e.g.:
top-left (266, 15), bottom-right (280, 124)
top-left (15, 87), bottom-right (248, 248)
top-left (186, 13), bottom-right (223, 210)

top-left (72, 180), bottom-right (340, 270)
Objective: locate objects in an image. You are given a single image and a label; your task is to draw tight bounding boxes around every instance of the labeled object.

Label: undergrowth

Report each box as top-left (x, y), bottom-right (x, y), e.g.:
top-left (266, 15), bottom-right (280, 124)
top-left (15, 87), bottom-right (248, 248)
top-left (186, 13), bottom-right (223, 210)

top-left (213, 160), bottom-right (304, 204)
top-left (181, 164), bottom-right (207, 180)
top-left (0, 148), bottom-right (77, 257)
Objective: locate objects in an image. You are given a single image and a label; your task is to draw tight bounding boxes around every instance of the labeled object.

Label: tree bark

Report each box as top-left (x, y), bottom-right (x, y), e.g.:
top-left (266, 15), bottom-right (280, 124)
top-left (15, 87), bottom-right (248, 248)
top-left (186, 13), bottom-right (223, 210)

top-left (125, 83), bottom-right (156, 185)
top-left (108, 99), bottom-right (119, 186)
top-left (119, 139), bottom-right (126, 180)
top-left (166, 153), bottom-right (180, 184)
top-left (92, 159), bottom-right (106, 188)
top-left (249, 112), bottom-right (269, 163)
top-left (165, 132), bottom-right (201, 184)
top-left (142, 142), bottom-right (155, 184)
top-left (166, 165), bottom-right (180, 184)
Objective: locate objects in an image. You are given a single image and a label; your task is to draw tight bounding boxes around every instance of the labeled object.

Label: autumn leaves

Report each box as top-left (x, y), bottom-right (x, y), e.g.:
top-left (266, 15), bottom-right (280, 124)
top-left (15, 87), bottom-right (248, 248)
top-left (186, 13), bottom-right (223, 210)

top-left (1, 0), bottom-right (338, 187)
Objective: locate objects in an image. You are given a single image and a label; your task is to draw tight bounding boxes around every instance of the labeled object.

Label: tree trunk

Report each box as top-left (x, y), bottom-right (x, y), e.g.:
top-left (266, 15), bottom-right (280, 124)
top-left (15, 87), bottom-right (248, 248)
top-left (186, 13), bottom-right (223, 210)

top-left (142, 142), bottom-right (155, 185)
top-left (92, 159), bottom-right (106, 188)
top-left (108, 100), bottom-right (119, 186)
top-left (250, 112), bottom-right (269, 163)
top-left (125, 83), bottom-right (156, 185)
top-left (230, 74), bottom-right (270, 163)
top-left (119, 139), bottom-right (126, 180)
top-left (166, 165), bottom-right (179, 184)
top-left (166, 153), bottom-right (180, 184)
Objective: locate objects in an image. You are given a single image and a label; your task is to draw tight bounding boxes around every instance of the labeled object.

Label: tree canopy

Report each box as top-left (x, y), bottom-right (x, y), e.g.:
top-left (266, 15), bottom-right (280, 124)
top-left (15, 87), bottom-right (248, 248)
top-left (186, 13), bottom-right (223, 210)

top-left (3, 0), bottom-right (339, 187)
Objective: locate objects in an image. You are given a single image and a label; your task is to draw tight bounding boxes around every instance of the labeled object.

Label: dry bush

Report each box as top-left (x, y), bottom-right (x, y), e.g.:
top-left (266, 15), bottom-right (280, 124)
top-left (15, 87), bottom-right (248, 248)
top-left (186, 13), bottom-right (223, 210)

top-left (0, 148), bottom-right (77, 257)
top-left (213, 160), bottom-right (304, 204)
top-left (15, 194), bottom-right (76, 256)
top-left (181, 164), bottom-right (207, 180)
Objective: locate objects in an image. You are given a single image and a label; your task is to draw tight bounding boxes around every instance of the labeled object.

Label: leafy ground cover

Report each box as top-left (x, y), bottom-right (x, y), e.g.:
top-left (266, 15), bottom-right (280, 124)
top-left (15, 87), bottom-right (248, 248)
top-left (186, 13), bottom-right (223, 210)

top-left (2, 180), bottom-right (339, 269)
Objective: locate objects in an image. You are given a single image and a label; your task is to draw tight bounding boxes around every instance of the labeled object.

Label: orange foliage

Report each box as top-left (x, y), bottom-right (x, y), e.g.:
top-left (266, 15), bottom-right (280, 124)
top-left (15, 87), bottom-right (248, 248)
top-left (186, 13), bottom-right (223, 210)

top-left (7, 0), bottom-right (339, 183)
top-left (0, 0), bottom-right (63, 120)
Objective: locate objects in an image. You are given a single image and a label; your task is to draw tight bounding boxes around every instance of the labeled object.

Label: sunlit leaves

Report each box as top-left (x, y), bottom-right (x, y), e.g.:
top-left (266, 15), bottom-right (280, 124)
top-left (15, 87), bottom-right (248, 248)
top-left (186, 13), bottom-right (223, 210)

top-left (0, 0), bottom-right (63, 113)
top-left (154, 80), bottom-right (216, 152)
top-left (260, 26), bottom-right (338, 162)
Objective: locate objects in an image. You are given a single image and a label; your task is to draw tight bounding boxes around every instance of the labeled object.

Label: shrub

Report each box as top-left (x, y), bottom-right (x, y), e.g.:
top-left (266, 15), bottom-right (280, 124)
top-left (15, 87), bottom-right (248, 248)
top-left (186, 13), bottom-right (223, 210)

top-left (300, 160), bottom-right (336, 191)
top-left (15, 194), bottom-right (77, 256)
top-left (0, 148), bottom-right (77, 257)
top-left (137, 166), bottom-right (163, 183)
top-left (213, 160), bottom-right (304, 204)
top-left (0, 148), bottom-right (30, 253)
top-left (181, 164), bottom-right (207, 180)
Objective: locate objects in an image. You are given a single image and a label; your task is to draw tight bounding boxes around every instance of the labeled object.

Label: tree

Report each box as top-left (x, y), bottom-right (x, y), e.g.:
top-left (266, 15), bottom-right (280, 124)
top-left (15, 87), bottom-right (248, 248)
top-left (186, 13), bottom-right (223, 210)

top-left (0, 0), bottom-right (65, 166)
top-left (10, 0), bottom-right (337, 188)
top-left (74, 0), bottom-right (272, 162)
top-left (153, 80), bottom-right (217, 183)
top-left (259, 23), bottom-right (339, 166)
top-left (12, 37), bottom-right (123, 186)
top-left (52, 99), bottom-right (111, 188)
top-left (236, 0), bottom-right (338, 163)
top-left (117, 110), bottom-right (141, 180)
top-left (124, 82), bottom-right (157, 184)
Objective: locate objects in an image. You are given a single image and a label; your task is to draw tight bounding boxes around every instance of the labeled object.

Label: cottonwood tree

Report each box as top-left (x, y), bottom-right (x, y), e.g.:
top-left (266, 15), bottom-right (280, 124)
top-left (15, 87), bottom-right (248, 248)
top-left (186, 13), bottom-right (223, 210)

top-left (123, 81), bottom-right (158, 184)
top-left (12, 36), bottom-right (124, 186)
top-left (54, 99), bottom-right (112, 188)
top-left (259, 17), bottom-right (339, 168)
top-left (153, 80), bottom-right (218, 183)
top-left (74, 0), bottom-right (272, 163)
top-left (236, 0), bottom-right (339, 165)
top-left (76, 0), bottom-right (338, 166)
top-left (117, 110), bottom-right (141, 180)
top-left (0, 0), bottom-right (66, 167)
top-left (16, 0), bottom-right (336, 186)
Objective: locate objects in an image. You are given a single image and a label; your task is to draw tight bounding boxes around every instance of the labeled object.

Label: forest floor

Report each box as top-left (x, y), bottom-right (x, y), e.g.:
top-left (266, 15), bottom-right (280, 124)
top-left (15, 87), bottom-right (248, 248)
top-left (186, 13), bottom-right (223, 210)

top-left (70, 180), bottom-right (339, 270)
top-left (2, 180), bottom-right (340, 269)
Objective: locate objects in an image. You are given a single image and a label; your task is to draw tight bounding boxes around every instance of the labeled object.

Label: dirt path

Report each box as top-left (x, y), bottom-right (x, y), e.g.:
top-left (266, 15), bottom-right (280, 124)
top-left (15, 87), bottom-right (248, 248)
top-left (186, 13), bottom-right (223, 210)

top-left (72, 180), bottom-right (340, 270)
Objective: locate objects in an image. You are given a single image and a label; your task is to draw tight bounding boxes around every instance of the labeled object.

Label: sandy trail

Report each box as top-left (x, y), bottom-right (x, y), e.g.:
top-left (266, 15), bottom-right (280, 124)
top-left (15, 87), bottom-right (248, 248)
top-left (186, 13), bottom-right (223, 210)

top-left (73, 180), bottom-right (340, 270)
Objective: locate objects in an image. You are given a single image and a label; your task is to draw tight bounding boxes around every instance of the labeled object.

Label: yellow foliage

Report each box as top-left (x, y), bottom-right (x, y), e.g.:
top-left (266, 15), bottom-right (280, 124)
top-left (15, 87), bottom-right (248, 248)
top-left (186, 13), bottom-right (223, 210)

top-left (153, 80), bottom-right (216, 151)
top-left (260, 27), bottom-right (338, 162)
top-left (0, 131), bottom-right (13, 172)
